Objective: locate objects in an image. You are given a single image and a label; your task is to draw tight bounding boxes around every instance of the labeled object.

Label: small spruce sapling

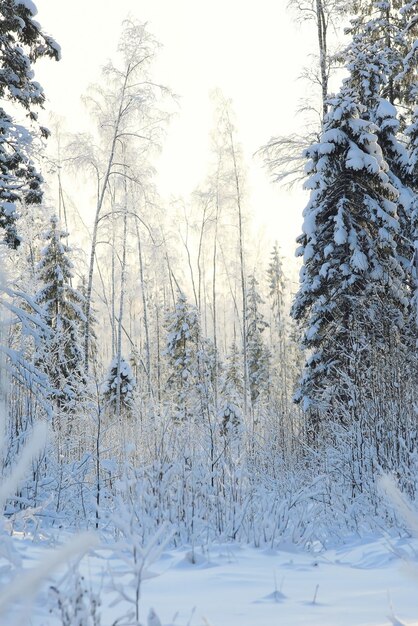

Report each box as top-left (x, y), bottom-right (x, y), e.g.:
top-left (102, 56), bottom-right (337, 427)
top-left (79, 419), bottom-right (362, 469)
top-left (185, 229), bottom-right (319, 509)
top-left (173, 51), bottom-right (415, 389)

top-left (102, 356), bottom-right (136, 417)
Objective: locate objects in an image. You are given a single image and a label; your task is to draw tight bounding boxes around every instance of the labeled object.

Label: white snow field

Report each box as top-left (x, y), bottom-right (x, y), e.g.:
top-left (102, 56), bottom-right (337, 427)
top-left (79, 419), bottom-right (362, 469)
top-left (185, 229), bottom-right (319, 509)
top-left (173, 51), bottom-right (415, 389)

top-left (6, 533), bottom-right (418, 626)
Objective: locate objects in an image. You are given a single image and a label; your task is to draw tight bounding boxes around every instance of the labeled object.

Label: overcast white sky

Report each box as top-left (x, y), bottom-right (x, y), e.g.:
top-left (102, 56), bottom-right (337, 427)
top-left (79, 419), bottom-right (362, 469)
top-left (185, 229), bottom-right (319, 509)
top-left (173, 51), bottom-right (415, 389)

top-left (34, 0), bottom-right (318, 265)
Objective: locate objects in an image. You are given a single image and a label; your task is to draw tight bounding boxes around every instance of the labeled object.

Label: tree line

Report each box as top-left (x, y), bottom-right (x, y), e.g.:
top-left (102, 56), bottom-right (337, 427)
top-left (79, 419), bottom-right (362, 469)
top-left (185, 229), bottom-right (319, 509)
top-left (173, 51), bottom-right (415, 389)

top-left (0, 0), bottom-right (417, 543)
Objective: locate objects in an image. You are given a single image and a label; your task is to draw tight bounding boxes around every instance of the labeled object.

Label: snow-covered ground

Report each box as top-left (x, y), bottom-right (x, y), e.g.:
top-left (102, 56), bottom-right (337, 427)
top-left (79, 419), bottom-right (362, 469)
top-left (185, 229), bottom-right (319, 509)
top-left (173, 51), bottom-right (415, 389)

top-left (5, 533), bottom-right (418, 625)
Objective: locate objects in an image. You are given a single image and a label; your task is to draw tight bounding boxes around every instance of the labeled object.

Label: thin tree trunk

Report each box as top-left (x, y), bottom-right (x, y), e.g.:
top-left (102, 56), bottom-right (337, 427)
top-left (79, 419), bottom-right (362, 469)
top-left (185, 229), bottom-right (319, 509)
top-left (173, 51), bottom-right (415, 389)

top-left (84, 65), bottom-right (131, 373)
top-left (212, 185), bottom-right (220, 413)
top-left (156, 302), bottom-right (161, 404)
top-left (136, 220), bottom-right (152, 398)
top-left (111, 184), bottom-right (117, 357)
top-left (197, 197), bottom-right (209, 313)
top-left (182, 214), bottom-right (198, 307)
top-left (226, 116), bottom-right (248, 418)
top-left (115, 159), bottom-right (129, 419)
top-left (316, 0), bottom-right (328, 121)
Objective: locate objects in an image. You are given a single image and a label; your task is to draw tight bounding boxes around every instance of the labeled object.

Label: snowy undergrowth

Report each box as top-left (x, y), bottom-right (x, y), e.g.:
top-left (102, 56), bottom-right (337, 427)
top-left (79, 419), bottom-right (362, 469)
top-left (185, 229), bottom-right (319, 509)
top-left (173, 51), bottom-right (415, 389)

top-left (2, 427), bottom-right (418, 626)
top-left (5, 530), bottom-right (418, 626)
top-left (21, 413), bottom-right (417, 553)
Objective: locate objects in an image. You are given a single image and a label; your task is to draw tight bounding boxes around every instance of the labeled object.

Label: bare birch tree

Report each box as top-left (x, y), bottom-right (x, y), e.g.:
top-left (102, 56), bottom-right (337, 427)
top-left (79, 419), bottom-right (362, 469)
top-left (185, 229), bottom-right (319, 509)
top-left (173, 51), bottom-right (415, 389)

top-left (67, 20), bottom-right (170, 373)
top-left (260, 0), bottom-right (350, 185)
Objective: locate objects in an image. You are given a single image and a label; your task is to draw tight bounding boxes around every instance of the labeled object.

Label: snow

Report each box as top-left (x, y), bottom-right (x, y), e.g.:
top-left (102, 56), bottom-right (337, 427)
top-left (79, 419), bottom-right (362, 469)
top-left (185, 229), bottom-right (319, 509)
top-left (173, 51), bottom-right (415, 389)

top-left (376, 99), bottom-right (398, 120)
top-left (346, 146), bottom-right (380, 174)
top-left (318, 142), bottom-right (335, 155)
top-left (351, 249), bottom-right (369, 271)
top-left (305, 321), bottom-right (320, 340)
top-left (346, 147), bottom-right (367, 171)
top-left (6, 534), bottom-right (418, 626)
top-left (15, 0), bottom-right (38, 15)
top-left (334, 203), bottom-right (348, 245)
top-left (322, 129), bottom-right (346, 145)
top-left (302, 207), bottom-right (319, 238)
top-left (303, 243), bottom-right (315, 262)
top-left (324, 243), bottom-right (334, 257)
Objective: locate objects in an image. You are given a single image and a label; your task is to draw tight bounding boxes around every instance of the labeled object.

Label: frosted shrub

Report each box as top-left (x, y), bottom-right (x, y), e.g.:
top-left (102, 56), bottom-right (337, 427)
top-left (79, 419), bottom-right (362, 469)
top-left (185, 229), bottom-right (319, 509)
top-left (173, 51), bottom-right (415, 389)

top-left (108, 480), bottom-right (173, 625)
top-left (50, 566), bottom-right (101, 626)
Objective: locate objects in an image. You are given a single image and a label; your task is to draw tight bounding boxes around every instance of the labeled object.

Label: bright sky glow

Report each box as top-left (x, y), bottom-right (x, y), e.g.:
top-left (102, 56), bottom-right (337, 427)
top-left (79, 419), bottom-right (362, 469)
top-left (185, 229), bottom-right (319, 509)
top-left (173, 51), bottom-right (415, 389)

top-left (34, 0), bottom-right (319, 268)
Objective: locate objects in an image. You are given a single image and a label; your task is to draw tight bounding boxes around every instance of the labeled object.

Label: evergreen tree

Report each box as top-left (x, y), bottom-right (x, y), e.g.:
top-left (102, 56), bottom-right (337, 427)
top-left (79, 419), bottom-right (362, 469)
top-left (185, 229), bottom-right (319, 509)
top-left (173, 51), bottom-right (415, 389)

top-left (219, 341), bottom-right (243, 436)
top-left (406, 98), bottom-right (418, 340)
top-left (268, 244), bottom-right (287, 327)
top-left (0, 0), bottom-right (59, 247)
top-left (345, 2), bottom-right (417, 378)
top-left (102, 356), bottom-right (136, 416)
top-left (346, 0), bottom-right (403, 104)
top-left (35, 216), bottom-right (86, 415)
top-left (196, 335), bottom-right (217, 413)
top-left (165, 291), bottom-right (200, 420)
top-left (77, 275), bottom-right (98, 367)
top-left (345, 6), bottom-right (414, 270)
top-left (246, 275), bottom-right (270, 407)
top-left (292, 84), bottom-right (408, 422)
top-left (398, 2), bottom-right (418, 353)
top-left (267, 244), bottom-right (296, 417)
top-left (394, 0), bottom-right (418, 111)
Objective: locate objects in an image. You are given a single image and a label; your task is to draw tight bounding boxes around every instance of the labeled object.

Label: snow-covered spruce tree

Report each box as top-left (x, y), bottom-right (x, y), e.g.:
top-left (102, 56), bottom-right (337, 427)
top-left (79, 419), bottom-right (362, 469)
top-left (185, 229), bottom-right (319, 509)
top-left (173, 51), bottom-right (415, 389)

top-left (347, 0), bottom-right (416, 115)
top-left (292, 84), bottom-right (408, 433)
top-left (345, 5), bottom-right (414, 272)
top-left (35, 216), bottom-right (86, 423)
top-left (373, 100), bottom-right (414, 273)
top-left (267, 244), bottom-right (301, 453)
top-left (267, 244), bottom-right (289, 403)
top-left (246, 275), bottom-right (270, 413)
top-left (346, 1), bottom-right (405, 104)
top-left (0, 0), bottom-right (59, 247)
top-left (396, 0), bottom-right (418, 112)
top-left (164, 291), bottom-right (200, 421)
top-left (268, 244), bottom-right (287, 327)
top-left (102, 356), bottom-right (136, 417)
top-left (346, 2), bottom-right (417, 406)
top-left (406, 96), bottom-right (418, 340)
top-left (399, 3), bottom-right (418, 349)
top-left (218, 341), bottom-right (244, 447)
top-left (76, 275), bottom-right (98, 368)
top-left (219, 341), bottom-right (243, 437)
top-left (196, 335), bottom-right (218, 419)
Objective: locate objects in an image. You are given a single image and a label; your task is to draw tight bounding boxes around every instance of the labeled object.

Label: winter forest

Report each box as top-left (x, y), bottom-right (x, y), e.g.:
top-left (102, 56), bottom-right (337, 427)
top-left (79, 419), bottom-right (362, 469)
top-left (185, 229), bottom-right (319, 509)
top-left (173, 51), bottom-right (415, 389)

top-left (1, 0), bottom-right (418, 624)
